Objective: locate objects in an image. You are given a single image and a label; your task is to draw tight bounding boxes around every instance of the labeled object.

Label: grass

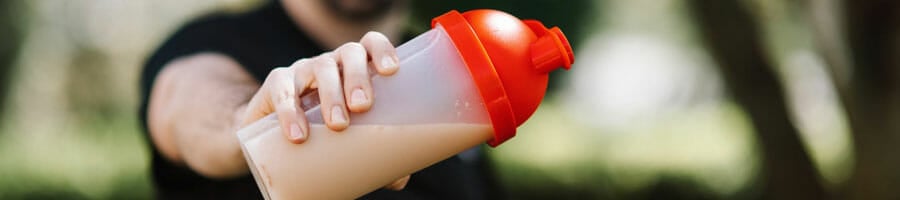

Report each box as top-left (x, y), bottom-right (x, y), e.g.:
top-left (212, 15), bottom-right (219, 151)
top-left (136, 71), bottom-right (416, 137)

top-left (0, 113), bottom-right (153, 199)
top-left (489, 101), bottom-right (758, 199)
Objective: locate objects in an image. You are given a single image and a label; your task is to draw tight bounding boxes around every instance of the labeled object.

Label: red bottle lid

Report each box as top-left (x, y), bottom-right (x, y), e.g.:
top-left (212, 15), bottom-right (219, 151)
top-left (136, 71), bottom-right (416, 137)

top-left (432, 9), bottom-right (574, 146)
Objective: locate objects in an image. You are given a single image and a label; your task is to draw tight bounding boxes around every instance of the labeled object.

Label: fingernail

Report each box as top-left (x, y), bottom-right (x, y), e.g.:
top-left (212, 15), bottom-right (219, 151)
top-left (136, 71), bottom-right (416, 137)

top-left (290, 124), bottom-right (304, 140)
top-left (351, 89), bottom-right (367, 106)
top-left (331, 106), bottom-right (347, 124)
top-left (381, 55), bottom-right (396, 69)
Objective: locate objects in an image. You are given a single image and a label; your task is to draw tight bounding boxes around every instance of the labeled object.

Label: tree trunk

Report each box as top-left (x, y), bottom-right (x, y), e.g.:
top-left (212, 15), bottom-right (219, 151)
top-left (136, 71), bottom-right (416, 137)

top-left (0, 0), bottom-right (25, 122)
top-left (688, 0), bottom-right (828, 199)
top-left (841, 1), bottom-right (900, 199)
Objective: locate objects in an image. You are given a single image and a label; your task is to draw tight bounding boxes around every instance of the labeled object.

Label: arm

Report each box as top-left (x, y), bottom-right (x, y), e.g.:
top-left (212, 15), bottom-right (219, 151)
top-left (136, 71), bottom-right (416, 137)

top-left (146, 32), bottom-right (409, 187)
top-left (147, 53), bottom-right (258, 179)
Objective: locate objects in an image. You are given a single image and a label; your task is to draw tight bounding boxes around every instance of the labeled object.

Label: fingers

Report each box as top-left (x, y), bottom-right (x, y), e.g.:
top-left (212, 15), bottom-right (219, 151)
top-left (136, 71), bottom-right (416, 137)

top-left (384, 175), bottom-right (411, 190)
top-left (310, 56), bottom-right (350, 131)
top-left (360, 31), bottom-right (399, 75)
top-left (336, 42), bottom-right (374, 112)
top-left (263, 67), bottom-right (307, 144)
top-left (245, 31), bottom-right (397, 137)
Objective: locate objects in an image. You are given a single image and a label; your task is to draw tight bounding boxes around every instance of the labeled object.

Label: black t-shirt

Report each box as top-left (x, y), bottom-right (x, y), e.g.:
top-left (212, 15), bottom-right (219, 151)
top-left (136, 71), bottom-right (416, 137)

top-left (139, 1), bottom-right (500, 200)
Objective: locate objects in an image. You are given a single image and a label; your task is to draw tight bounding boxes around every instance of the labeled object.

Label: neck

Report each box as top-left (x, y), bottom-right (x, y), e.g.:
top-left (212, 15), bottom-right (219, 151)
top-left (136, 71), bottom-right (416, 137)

top-left (281, 0), bottom-right (408, 50)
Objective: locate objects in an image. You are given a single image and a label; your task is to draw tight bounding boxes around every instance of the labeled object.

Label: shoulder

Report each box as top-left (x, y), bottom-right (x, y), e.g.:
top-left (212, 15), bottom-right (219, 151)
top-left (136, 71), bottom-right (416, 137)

top-left (157, 53), bottom-right (250, 86)
top-left (142, 2), bottom-right (294, 86)
top-left (169, 14), bottom-right (242, 45)
top-left (140, 7), bottom-right (267, 91)
top-left (139, 10), bottom-right (259, 122)
top-left (145, 13), bottom-right (240, 69)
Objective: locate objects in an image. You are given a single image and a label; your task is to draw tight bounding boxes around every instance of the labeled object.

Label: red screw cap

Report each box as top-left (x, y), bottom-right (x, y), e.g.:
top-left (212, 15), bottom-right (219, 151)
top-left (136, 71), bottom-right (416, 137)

top-left (432, 9), bottom-right (574, 146)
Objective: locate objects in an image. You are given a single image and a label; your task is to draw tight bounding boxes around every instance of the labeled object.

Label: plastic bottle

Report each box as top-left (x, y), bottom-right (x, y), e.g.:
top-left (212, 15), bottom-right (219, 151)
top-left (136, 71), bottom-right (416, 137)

top-left (237, 9), bottom-right (574, 200)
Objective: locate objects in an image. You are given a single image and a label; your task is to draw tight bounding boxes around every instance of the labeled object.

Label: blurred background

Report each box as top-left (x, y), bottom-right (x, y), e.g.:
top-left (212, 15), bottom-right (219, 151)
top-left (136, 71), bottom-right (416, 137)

top-left (0, 0), bottom-right (896, 199)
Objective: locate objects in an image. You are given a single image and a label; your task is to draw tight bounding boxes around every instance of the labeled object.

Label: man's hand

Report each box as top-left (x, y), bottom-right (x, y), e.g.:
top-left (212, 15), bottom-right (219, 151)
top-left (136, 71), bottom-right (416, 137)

top-left (148, 31), bottom-right (410, 189)
top-left (239, 31), bottom-right (411, 190)
top-left (241, 31), bottom-right (399, 142)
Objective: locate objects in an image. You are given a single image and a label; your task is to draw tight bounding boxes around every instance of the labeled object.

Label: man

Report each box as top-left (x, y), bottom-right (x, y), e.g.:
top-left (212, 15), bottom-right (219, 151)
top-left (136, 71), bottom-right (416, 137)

top-left (140, 0), bottom-right (498, 199)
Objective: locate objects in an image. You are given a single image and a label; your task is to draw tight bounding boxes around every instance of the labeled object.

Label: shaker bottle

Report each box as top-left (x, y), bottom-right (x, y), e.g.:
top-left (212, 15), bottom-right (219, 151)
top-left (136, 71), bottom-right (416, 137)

top-left (237, 9), bottom-right (574, 200)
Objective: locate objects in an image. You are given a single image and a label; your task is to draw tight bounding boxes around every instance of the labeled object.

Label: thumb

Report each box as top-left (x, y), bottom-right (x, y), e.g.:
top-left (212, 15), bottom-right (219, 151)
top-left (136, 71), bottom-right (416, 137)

top-left (384, 175), bottom-right (411, 190)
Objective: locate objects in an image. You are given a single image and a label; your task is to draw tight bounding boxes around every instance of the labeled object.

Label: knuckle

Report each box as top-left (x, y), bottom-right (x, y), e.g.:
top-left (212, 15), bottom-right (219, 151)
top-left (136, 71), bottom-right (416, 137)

top-left (383, 48), bottom-right (397, 56)
top-left (362, 31), bottom-right (386, 41)
top-left (329, 97), bottom-right (346, 106)
top-left (266, 67), bottom-right (289, 80)
top-left (272, 89), bottom-right (295, 105)
top-left (312, 56), bottom-right (337, 71)
top-left (340, 42), bottom-right (365, 53)
top-left (290, 58), bottom-right (312, 76)
top-left (321, 86), bottom-right (345, 105)
top-left (345, 64), bottom-right (368, 77)
top-left (290, 58), bottom-right (309, 68)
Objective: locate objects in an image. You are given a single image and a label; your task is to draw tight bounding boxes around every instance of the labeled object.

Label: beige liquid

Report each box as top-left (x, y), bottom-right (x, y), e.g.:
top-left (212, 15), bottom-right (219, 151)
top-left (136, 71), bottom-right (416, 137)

top-left (239, 120), bottom-right (493, 200)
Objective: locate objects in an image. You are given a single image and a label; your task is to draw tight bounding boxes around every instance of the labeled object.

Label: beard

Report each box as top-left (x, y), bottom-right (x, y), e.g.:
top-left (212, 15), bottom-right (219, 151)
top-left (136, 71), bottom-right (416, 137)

top-left (321, 0), bottom-right (397, 22)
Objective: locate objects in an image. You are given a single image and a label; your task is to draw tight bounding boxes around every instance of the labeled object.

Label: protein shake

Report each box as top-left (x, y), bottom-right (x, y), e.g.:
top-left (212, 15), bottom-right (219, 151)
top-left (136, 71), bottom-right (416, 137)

top-left (240, 118), bottom-right (493, 199)
top-left (238, 9), bottom-right (575, 200)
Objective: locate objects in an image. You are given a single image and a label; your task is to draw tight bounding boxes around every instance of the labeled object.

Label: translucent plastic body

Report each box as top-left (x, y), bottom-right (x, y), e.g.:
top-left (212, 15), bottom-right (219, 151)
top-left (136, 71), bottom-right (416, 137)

top-left (237, 25), bottom-right (494, 200)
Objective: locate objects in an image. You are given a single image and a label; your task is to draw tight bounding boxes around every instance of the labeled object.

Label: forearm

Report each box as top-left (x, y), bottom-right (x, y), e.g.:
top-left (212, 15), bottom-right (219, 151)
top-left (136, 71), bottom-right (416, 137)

top-left (148, 53), bottom-right (259, 179)
top-left (169, 82), bottom-right (253, 179)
